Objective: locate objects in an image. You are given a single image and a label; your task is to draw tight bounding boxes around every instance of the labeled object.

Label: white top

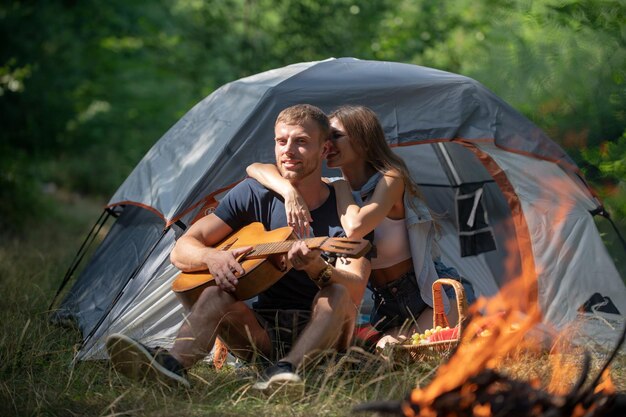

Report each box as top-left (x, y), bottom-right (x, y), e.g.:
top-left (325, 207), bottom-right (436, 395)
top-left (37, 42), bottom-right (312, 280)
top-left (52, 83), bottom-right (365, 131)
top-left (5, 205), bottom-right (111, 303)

top-left (370, 216), bottom-right (412, 269)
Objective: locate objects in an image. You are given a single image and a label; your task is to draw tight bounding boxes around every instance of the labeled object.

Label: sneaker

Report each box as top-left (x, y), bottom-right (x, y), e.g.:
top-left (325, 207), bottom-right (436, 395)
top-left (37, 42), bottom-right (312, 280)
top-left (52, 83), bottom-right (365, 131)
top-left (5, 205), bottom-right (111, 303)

top-left (252, 361), bottom-right (302, 391)
top-left (106, 333), bottom-right (190, 388)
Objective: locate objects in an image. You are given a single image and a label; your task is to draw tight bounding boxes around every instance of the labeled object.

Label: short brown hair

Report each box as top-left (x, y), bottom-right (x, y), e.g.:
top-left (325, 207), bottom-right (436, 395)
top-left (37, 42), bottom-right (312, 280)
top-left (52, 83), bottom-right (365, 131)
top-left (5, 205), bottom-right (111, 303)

top-left (275, 104), bottom-right (331, 142)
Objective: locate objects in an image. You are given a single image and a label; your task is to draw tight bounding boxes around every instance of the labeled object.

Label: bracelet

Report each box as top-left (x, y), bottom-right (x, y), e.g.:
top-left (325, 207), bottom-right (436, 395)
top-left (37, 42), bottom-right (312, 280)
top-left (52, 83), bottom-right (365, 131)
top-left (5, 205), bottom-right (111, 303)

top-left (313, 261), bottom-right (333, 285)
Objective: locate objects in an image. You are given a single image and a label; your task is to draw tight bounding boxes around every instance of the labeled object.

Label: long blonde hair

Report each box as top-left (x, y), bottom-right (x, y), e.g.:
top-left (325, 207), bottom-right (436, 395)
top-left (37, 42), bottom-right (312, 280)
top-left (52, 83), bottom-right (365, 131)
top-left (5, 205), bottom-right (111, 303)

top-left (329, 105), bottom-right (422, 201)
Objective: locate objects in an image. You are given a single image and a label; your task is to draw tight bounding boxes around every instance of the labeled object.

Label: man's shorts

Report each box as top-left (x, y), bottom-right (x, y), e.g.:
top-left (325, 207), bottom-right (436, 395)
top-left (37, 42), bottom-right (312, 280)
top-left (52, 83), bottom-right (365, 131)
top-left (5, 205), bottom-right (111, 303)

top-left (254, 309), bottom-right (311, 361)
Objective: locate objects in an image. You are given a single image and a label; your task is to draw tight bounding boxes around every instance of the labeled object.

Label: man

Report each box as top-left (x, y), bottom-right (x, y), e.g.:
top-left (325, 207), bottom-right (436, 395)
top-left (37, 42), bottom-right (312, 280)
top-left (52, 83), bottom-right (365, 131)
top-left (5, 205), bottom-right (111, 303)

top-left (106, 104), bottom-right (371, 390)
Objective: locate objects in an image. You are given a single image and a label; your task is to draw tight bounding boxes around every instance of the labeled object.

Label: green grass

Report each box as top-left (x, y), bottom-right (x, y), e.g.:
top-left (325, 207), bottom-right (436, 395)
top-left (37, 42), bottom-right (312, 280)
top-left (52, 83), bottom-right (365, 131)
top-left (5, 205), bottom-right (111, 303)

top-left (1, 193), bottom-right (625, 417)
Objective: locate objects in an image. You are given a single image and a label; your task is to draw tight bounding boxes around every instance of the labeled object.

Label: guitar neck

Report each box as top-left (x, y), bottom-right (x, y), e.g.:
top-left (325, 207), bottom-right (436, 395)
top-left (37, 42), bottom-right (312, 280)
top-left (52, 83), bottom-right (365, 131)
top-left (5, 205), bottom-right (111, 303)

top-left (244, 237), bottom-right (327, 258)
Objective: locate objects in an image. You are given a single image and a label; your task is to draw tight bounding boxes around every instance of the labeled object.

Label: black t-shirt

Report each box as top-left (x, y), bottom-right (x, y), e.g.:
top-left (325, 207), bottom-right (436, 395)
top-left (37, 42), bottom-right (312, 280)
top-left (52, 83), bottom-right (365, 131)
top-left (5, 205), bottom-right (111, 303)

top-left (213, 178), bottom-right (348, 310)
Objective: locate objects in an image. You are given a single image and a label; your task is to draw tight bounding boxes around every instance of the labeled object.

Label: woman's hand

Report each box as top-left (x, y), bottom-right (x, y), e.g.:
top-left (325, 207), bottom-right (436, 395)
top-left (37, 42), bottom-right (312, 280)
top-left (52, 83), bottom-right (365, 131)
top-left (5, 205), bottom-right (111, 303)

top-left (375, 334), bottom-right (407, 350)
top-left (284, 188), bottom-right (312, 238)
top-left (246, 162), bottom-right (312, 238)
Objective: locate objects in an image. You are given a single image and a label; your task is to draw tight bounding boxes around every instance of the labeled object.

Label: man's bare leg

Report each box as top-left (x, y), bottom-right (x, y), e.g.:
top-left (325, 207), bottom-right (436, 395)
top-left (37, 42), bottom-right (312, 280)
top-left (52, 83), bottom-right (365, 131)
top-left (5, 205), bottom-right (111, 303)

top-left (170, 286), bottom-right (272, 368)
top-left (281, 283), bottom-right (357, 368)
top-left (106, 286), bottom-right (272, 387)
top-left (251, 283), bottom-right (356, 391)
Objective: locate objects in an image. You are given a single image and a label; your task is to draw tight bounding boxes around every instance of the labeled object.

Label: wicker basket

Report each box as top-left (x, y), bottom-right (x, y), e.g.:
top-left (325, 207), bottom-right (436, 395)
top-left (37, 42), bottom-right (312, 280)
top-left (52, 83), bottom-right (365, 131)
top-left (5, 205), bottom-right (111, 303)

top-left (389, 278), bottom-right (468, 361)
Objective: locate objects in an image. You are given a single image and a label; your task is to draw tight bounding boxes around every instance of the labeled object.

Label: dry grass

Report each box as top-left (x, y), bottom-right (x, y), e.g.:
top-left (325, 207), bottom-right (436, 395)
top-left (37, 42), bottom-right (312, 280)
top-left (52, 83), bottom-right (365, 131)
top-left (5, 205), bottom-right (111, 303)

top-left (1, 194), bottom-right (625, 417)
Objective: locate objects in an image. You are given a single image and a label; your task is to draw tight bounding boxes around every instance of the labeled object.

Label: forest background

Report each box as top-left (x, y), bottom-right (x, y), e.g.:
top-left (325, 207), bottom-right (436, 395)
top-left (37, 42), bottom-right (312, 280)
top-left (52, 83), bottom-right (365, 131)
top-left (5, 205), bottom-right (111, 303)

top-left (1, 1), bottom-right (625, 415)
top-left (1, 0), bottom-right (625, 272)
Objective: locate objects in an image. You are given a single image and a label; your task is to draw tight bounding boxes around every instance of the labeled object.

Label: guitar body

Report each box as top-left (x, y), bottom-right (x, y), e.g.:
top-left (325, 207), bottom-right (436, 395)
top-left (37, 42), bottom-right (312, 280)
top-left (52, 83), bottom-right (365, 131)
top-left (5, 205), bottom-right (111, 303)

top-left (171, 222), bottom-right (371, 310)
top-left (172, 223), bottom-right (295, 308)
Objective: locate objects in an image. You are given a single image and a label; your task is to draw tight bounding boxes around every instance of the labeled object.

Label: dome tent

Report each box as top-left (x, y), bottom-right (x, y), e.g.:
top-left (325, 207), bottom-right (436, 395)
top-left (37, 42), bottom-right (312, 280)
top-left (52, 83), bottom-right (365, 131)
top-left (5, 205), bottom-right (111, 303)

top-left (51, 58), bottom-right (626, 360)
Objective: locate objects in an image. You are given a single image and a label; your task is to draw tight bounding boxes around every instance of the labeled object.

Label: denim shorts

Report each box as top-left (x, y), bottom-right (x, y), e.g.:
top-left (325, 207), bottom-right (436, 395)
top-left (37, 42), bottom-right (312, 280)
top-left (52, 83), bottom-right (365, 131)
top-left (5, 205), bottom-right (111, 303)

top-left (369, 267), bottom-right (477, 332)
top-left (369, 271), bottom-right (428, 332)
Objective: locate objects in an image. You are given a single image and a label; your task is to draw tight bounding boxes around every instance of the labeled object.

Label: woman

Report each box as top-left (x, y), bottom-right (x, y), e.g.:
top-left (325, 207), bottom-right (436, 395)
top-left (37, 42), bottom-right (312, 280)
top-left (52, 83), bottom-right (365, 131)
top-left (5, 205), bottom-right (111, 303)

top-left (248, 105), bottom-right (471, 341)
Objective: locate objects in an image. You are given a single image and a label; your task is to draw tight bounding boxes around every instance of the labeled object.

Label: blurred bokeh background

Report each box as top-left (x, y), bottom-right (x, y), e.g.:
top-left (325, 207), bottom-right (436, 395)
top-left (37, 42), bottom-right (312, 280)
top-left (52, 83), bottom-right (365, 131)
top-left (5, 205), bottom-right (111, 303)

top-left (1, 0), bottom-right (624, 274)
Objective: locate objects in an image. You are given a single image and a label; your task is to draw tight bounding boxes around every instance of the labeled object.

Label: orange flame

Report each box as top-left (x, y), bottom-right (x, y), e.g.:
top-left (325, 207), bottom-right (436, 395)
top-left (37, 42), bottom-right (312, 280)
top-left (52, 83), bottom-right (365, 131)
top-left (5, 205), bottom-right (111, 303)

top-left (472, 403), bottom-right (491, 417)
top-left (594, 369), bottom-right (615, 395)
top-left (546, 351), bottom-right (580, 396)
top-left (410, 276), bottom-right (544, 407)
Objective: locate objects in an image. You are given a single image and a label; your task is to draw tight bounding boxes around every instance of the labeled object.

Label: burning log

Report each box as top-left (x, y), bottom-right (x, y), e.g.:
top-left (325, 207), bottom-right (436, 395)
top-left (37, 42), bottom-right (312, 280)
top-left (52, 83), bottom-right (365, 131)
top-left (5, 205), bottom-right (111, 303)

top-left (354, 324), bottom-right (626, 417)
top-left (355, 367), bottom-right (626, 417)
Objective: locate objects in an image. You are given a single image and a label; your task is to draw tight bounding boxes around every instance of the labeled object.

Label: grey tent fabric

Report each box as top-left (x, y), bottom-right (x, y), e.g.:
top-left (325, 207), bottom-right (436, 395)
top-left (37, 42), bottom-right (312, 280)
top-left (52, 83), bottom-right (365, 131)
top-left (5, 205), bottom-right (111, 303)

top-left (109, 58), bottom-right (580, 225)
top-left (56, 58), bottom-right (626, 359)
top-left (55, 206), bottom-right (166, 334)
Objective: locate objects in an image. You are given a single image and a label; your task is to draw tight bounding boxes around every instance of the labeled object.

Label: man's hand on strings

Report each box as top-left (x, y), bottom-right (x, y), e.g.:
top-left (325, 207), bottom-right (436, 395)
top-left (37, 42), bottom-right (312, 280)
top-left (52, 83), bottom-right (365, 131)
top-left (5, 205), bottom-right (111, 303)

top-left (206, 246), bottom-right (251, 292)
top-left (287, 241), bottom-right (323, 272)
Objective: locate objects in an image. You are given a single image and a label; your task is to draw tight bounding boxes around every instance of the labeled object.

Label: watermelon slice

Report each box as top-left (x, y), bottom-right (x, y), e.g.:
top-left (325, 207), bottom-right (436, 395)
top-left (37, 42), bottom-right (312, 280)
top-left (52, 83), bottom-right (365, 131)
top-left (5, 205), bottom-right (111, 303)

top-left (429, 327), bottom-right (459, 342)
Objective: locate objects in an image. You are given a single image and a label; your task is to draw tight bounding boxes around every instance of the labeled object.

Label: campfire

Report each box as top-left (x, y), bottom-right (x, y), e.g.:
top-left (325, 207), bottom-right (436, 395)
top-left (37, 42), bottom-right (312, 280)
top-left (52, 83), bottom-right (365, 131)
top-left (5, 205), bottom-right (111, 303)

top-left (354, 356), bottom-right (626, 417)
top-left (355, 310), bottom-right (626, 416)
top-left (354, 246), bottom-right (626, 417)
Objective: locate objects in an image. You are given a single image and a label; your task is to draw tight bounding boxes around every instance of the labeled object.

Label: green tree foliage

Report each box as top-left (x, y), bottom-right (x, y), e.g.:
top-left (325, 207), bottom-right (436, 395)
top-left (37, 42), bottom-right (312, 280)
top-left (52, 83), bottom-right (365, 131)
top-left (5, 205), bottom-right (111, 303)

top-left (367, 0), bottom-right (625, 149)
top-left (582, 131), bottom-right (626, 217)
top-left (1, 0), bottom-right (625, 231)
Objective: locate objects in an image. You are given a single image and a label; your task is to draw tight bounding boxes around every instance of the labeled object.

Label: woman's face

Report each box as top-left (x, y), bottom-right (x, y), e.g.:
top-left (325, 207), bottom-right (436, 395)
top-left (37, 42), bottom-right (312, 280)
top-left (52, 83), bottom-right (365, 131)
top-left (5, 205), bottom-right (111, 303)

top-left (326, 117), bottom-right (361, 169)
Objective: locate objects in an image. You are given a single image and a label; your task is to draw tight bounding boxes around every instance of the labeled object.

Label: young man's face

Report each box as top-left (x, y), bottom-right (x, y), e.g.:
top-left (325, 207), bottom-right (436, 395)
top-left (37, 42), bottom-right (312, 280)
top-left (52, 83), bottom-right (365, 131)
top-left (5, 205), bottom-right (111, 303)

top-left (274, 119), bottom-right (328, 183)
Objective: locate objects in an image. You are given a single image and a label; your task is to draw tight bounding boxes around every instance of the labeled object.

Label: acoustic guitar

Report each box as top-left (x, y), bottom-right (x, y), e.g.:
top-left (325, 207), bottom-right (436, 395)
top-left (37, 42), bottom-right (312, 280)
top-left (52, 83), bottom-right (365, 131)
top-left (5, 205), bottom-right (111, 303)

top-left (171, 222), bottom-right (371, 309)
